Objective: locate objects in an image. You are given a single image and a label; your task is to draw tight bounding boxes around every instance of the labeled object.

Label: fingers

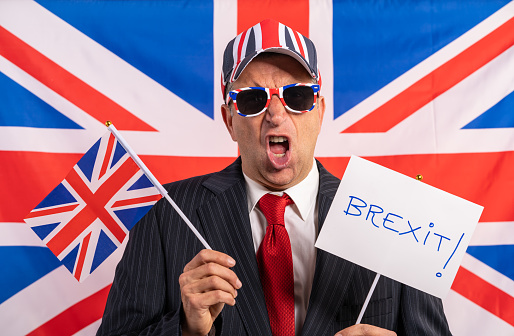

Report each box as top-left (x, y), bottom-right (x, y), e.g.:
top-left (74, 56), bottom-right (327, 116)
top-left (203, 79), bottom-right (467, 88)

top-left (335, 324), bottom-right (397, 336)
top-left (181, 249), bottom-right (242, 291)
top-left (179, 249), bottom-right (242, 335)
top-left (184, 249), bottom-right (236, 271)
top-left (180, 263), bottom-right (240, 306)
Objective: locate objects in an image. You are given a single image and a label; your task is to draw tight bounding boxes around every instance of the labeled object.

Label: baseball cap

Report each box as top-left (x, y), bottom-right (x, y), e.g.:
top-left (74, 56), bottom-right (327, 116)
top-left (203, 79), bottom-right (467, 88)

top-left (221, 19), bottom-right (321, 98)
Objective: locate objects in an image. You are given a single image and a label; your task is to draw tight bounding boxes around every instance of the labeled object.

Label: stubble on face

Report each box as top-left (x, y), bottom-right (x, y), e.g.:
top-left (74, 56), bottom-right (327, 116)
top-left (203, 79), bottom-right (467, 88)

top-left (221, 54), bottom-right (325, 191)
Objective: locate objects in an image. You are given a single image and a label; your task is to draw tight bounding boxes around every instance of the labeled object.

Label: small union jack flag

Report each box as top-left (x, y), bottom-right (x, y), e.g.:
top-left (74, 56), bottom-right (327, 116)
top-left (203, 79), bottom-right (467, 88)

top-left (24, 130), bottom-right (162, 282)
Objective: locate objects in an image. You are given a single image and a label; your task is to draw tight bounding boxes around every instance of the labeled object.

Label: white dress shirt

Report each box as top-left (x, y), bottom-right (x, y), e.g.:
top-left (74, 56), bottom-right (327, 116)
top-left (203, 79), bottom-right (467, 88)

top-left (244, 160), bottom-right (319, 335)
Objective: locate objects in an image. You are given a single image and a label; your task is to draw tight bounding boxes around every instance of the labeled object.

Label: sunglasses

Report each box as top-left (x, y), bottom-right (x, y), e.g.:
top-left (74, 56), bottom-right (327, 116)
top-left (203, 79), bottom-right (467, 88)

top-left (227, 83), bottom-right (320, 117)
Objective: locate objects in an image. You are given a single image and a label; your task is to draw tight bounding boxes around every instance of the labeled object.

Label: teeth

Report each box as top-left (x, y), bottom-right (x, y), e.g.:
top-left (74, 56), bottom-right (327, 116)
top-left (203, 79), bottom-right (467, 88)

top-left (269, 136), bottom-right (287, 143)
top-left (273, 153), bottom-right (286, 158)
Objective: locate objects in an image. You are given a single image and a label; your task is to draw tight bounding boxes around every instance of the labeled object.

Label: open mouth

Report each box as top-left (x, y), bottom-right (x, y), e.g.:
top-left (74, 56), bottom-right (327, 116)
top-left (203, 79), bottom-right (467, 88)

top-left (268, 136), bottom-right (290, 167)
top-left (269, 136), bottom-right (289, 157)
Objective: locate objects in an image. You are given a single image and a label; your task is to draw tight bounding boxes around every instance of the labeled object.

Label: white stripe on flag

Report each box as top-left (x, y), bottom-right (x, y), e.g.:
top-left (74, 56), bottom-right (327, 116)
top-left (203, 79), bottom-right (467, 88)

top-left (470, 221), bottom-right (514, 245)
top-left (0, 222), bottom-right (46, 247)
top-left (74, 320), bottom-right (102, 336)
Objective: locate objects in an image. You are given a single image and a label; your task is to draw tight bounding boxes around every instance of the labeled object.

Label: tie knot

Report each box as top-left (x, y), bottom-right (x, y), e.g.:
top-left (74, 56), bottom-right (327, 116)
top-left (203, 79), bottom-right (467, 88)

top-left (258, 193), bottom-right (294, 227)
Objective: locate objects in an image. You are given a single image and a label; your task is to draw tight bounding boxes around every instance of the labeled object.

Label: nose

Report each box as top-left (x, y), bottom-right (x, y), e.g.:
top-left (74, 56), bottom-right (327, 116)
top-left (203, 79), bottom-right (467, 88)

top-left (265, 93), bottom-right (288, 126)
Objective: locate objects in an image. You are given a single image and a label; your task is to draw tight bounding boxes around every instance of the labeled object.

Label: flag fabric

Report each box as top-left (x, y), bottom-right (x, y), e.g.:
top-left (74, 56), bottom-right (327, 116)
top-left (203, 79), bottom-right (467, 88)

top-left (0, 0), bottom-right (513, 335)
top-left (24, 129), bottom-right (162, 282)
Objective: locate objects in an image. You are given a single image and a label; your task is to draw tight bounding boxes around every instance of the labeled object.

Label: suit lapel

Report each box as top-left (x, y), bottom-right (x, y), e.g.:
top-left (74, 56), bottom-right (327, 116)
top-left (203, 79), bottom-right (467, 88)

top-left (301, 162), bottom-right (357, 335)
top-left (197, 158), bottom-right (272, 336)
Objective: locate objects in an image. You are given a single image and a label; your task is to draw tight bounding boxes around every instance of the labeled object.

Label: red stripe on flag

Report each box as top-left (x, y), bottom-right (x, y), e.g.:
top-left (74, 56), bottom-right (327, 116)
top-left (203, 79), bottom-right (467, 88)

top-left (317, 151), bottom-right (514, 222)
top-left (141, 155), bottom-right (237, 184)
top-left (237, 0), bottom-right (309, 36)
top-left (0, 25), bottom-right (155, 132)
top-left (0, 151), bottom-right (82, 223)
top-left (6, 152), bottom-right (514, 224)
top-left (26, 284), bottom-right (112, 336)
top-left (112, 194), bottom-right (162, 208)
top-left (99, 133), bottom-right (116, 180)
top-left (1, 151), bottom-right (234, 223)
top-left (74, 232), bottom-right (91, 281)
top-left (25, 203), bottom-right (79, 219)
top-left (4, 151), bottom-right (514, 224)
top-left (47, 158), bottom-right (140, 255)
top-left (342, 16), bottom-right (514, 133)
top-left (451, 266), bottom-right (514, 326)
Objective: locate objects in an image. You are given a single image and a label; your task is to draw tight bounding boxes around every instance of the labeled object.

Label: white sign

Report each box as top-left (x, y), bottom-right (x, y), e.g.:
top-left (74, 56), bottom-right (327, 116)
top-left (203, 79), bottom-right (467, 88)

top-left (315, 156), bottom-right (483, 298)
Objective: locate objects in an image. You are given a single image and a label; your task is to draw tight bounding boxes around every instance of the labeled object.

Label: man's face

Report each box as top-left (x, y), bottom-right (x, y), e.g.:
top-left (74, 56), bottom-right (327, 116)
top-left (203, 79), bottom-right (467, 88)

top-left (221, 54), bottom-right (325, 191)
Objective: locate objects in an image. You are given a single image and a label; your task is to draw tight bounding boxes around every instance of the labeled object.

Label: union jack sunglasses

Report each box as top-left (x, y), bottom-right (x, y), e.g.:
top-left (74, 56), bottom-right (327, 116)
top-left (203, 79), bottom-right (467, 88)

top-left (227, 83), bottom-right (321, 117)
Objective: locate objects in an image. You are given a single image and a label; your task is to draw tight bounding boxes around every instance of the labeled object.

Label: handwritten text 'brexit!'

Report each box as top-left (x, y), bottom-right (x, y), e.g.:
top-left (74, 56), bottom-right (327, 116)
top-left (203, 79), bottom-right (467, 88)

top-left (344, 195), bottom-right (465, 278)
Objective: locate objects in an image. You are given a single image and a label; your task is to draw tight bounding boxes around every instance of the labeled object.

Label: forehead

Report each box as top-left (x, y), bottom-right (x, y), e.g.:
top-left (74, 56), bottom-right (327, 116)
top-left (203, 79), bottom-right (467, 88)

top-left (233, 53), bottom-right (313, 88)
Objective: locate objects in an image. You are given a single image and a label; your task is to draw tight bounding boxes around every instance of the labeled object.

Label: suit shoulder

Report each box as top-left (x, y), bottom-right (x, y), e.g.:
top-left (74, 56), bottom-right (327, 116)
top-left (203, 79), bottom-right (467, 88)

top-left (316, 160), bottom-right (341, 186)
top-left (162, 173), bottom-right (213, 194)
top-left (160, 158), bottom-right (242, 203)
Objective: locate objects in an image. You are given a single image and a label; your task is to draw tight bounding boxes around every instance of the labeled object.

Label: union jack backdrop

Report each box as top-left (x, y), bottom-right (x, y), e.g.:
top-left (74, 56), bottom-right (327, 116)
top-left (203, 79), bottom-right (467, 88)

top-left (0, 0), bottom-right (513, 335)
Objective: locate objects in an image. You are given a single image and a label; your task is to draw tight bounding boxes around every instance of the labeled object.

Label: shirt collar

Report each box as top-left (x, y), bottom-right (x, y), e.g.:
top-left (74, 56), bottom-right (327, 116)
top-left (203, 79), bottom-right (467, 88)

top-left (244, 159), bottom-right (319, 221)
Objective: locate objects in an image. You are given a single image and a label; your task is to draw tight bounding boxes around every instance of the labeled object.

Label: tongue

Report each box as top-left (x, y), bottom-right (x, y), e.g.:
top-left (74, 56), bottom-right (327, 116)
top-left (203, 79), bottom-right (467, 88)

top-left (270, 142), bottom-right (288, 154)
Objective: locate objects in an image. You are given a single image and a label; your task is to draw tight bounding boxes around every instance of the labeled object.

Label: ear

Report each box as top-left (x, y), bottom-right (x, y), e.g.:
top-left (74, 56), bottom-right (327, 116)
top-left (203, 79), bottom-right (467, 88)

top-left (317, 95), bottom-right (326, 128)
top-left (221, 103), bottom-right (237, 142)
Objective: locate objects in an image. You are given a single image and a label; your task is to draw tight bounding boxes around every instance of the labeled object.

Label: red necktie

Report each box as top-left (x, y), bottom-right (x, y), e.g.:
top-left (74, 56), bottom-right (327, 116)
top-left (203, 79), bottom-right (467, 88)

top-left (257, 193), bottom-right (295, 336)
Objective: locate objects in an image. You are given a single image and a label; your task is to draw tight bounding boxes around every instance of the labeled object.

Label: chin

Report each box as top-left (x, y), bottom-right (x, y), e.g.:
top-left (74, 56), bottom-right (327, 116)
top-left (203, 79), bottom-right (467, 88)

top-left (262, 170), bottom-right (296, 190)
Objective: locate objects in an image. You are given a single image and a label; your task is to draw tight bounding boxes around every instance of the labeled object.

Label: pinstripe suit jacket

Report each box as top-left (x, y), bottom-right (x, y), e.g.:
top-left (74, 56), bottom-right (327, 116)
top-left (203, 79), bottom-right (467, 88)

top-left (97, 158), bottom-right (452, 336)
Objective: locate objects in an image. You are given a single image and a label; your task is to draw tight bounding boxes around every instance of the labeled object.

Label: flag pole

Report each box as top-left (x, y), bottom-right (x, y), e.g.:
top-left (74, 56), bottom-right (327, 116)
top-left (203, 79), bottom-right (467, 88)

top-left (355, 273), bottom-right (381, 324)
top-left (105, 121), bottom-right (212, 250)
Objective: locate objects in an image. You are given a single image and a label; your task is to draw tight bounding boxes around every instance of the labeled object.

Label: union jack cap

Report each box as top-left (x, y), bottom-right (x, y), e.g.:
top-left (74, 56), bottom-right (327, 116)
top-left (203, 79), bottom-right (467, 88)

top-left (221, 19), bottom-right (320, 98)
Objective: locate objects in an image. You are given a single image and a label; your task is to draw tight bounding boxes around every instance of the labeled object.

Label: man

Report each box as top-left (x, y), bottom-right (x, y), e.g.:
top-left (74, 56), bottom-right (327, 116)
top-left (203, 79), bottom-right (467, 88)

top-left (97, 19), bottom-right (452, 336)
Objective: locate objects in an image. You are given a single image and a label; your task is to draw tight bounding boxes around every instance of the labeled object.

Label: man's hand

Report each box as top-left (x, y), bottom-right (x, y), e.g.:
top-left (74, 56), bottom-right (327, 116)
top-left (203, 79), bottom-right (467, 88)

top-left (179, 249), bottom-right (242, 336)
top-left (335, 324), bottom-right (397, 336)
